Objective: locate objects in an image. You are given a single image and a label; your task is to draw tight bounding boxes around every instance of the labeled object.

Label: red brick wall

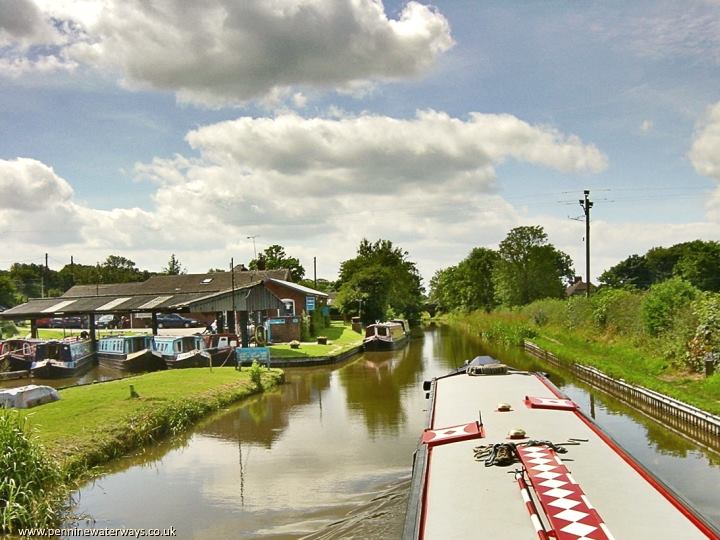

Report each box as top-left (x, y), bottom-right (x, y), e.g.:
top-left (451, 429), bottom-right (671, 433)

top-left (267, 316), bottom-right (301, 342)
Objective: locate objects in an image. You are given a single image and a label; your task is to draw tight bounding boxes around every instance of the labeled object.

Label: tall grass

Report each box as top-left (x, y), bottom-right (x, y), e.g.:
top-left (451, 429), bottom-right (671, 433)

top-left (0, 411), bottom-right (67, 534)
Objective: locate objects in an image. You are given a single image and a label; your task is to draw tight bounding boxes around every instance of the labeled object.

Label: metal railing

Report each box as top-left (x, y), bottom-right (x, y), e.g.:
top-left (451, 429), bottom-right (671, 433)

top-left (523, 340), bottom-right (720, 450)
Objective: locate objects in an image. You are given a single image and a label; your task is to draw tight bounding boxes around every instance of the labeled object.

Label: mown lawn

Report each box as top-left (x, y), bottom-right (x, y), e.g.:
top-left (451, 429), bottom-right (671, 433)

top-left (11, 325), bottom-right (147, 340)
top-left (269, 321), bottom-right (363, 358)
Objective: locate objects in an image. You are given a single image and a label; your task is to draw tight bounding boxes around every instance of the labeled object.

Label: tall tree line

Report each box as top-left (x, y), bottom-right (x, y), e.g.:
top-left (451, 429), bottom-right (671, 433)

top-left (430, 225), bottom-right (574, 312)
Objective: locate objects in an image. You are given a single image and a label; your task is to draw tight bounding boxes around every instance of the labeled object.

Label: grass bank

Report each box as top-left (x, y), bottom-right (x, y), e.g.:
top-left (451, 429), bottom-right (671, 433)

top-left (444, 310), bottom-right (720, 415)
top-left (269, 321), bottom-right (363, 359)
top-left (1, 366), bottom-right (283, 533)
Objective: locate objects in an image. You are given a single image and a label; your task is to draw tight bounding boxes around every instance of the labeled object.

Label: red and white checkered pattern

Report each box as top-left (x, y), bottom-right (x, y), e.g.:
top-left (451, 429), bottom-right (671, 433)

top-left (517, 445), bottom-right (615, 540)
top-left (421, 421), bottom-right (484, 447)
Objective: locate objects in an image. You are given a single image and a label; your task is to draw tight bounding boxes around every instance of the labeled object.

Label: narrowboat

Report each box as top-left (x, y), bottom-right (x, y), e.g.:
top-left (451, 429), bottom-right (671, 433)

top-left (151, 335), bottom-right (211, 369)
top-left (96, 334), bottom-right (162, 372)
top-left (29, 338), bottom-right (95, 378)
top-left (3, 338), bottom-right (45, 371)
top-left (202, 333), bottom-right (240, 366)
top-left (363, 319), bottom-right (409, 351)
top-left (403, 356), bottom-right (720, 539)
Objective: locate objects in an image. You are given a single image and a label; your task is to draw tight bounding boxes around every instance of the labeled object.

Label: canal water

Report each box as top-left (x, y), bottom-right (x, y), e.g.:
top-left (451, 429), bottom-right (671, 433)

top-left (65, 325), bottom-right (720, 538)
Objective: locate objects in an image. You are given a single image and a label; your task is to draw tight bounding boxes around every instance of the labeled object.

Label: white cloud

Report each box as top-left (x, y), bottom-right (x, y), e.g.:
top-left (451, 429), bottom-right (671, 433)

top-left (2, 0), bottom-right (453, 105)
top-left (0, 112), bottom-right (609, 280)
top-left (180, 110), bottom-right (607, 197)
top-left (689, 102), bottom-right (720, 180)
top-left (0, 158), bottom-right (74, 209)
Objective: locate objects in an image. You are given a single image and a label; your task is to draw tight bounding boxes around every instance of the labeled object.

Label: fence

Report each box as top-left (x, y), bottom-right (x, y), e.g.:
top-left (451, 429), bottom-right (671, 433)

top-left (523, 340), bottom-right (720, 451)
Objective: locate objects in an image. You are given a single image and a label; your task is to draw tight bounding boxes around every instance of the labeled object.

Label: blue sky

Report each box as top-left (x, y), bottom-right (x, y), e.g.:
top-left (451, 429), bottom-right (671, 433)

top-left (2, 0), bottom-right (720, 284)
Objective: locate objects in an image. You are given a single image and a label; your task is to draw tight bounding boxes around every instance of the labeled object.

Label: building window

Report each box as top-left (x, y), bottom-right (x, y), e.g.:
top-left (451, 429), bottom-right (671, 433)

top-left (281, 298), bottom-right (295, 316)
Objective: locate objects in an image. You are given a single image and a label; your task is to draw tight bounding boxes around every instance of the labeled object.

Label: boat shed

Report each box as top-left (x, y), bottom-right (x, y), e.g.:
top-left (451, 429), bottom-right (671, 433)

top-left (0, 269), bottom-right (288, 347)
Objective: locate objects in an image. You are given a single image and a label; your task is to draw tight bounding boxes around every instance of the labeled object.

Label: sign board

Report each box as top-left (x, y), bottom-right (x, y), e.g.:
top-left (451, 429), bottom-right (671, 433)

top-left (268, 318), bottom-right (286, 325)
top-left (306, 296), bottom-right (316, 312)
top-left (235, 347), bottom-right (271, 367)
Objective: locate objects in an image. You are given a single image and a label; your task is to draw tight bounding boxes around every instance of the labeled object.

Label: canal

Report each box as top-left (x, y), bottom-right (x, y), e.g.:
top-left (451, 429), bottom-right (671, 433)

top-left (65, 325), bottom-right (720, 538)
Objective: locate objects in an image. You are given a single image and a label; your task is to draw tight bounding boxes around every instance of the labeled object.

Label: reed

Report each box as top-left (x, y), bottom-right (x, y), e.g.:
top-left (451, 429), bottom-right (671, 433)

top-left (0, 411), bottom-right (67, 534)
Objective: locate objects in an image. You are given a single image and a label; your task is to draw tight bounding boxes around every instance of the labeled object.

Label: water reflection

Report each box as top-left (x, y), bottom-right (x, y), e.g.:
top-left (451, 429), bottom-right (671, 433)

top-left (338, 339), bottom-right (425, 437)
top-left (67, 325), bottom-right (720, 538)
top-left (0, 360), bottom-right (126, 390)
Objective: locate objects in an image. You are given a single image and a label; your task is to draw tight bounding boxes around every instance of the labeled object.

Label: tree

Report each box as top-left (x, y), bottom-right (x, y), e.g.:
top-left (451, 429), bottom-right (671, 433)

top-left (493, 226), bottom-right (573, 306)
top-left (299, 278), bottom-right (334, 292)
top-left (672, 240), bottom-right (720, 292)
top-left (429, 247), bottom-right (499, 313)
top-left (429, 266), bottom-right (460, 312)
top-left (0, 274), bottom-right (18, 307)
top-left (9, 263), bottom-right (44, 299)
top-left (249, 244), bottom-right (305, 281)
top-left (456, 247), bottom-right (499, 311)
top-left (600, 240), bottom-right (720, 292)
top-left (162, 254), bottom-right (186, 275)
top-left (599, 254), bottom-right (651, 289)
top-left (100, 255), bottom-right (146, 283)
top-left (335, 239), bottom-right (424, 324)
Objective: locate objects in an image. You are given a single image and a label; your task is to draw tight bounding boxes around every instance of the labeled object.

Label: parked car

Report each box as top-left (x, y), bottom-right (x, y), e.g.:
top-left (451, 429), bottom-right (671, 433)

top-left (156, 313), bottom-right (201, 329)
top-left (95, 314), bottom-right (118, 329)
top-left (52, 316), bottom-right (85, 328)
top-left (36, 317), bottom-right (54, 328)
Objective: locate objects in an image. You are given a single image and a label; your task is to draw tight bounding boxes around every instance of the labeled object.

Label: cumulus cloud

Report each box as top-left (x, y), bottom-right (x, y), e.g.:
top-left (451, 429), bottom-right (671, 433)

top-left (0, 158), bottom-right (74, 210)
top-left (127, 110), bottom-right (606, 273)
top-left (0, 0), bottom-right (54, 46)
top-left (0, 111), bottom-right (609, 279)
top-left (180, 110), bottom-right (607, 196)
top-left (689, 102), bottom-right (720, 180)
top-left (2, 0), bottom-right (453, 105)
top-left (0, 158), bottom-right (85, 244)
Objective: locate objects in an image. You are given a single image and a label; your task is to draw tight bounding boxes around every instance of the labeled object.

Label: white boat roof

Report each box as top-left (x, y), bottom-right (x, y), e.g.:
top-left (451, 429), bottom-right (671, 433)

top-left (413, 369), bottom-right (717, 540)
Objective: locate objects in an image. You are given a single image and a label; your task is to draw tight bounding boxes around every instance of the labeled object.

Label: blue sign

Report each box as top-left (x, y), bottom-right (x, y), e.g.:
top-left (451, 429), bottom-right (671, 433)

top-left (268, 318), bottom-right (286, 325)
top-left (235, 347), bottom-right (271, 367)
top-left (306, 296), bottom-right (316, 311)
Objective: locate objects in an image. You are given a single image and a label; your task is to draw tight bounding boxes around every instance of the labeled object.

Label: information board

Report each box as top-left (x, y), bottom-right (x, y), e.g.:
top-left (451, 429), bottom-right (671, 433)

top-left (235, 347), bottom-right (271, 367)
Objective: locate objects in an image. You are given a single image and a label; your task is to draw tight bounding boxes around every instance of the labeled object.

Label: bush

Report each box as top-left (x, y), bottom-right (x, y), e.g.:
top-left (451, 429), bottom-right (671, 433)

top-left (520, 298), bottom-right (567, 327)
top-left (300, 313), bottom-right (311, 341)
top-left (641, 278), bottom-right (699, 336)
top-left (565, 295), bottom-right (593, 329)
top-left (249, 360), bottom-right (263, 389)
top-left (686, 293), bottom-right (720, 372)
top-left (591, 288), bottom-right (643, 333)
top-left (0, 321), bottom-right (18, 339)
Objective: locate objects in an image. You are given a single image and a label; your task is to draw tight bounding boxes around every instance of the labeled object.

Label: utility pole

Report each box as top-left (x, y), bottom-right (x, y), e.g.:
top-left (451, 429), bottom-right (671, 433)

top-left (246, 236), bottom-right (258, 260)
top-left (41, 253), bottom-right (48, 298)
top-left (579, 190), bottom-right (593, 297)
top-left (313, 256), bottom-right (317, 288)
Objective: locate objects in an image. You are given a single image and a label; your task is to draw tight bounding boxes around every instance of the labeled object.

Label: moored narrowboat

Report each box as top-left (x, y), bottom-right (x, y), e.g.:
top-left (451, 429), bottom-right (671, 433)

top-left (202, 333), bottom-right (240, 366)
top-left (403, 355), bottom-right (720, 539)
top-left (29, 338), bottom-right (95, 379)
top-left (96, 334), bottom-right (162, 372)
top-left (151, 335), bottom-right (211, 369)
top-left (363, 320), bottom-right (409, 351)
